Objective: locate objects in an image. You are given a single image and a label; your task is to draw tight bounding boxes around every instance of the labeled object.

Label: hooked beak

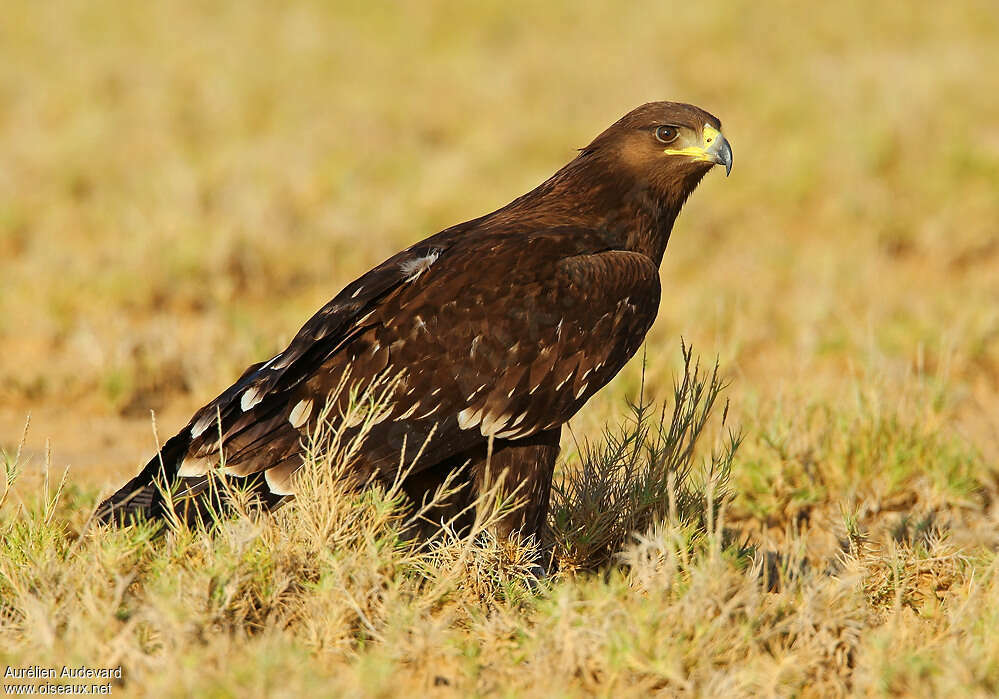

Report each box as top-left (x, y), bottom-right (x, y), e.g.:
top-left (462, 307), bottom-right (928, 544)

top-left (709, 127), bottom-right (733, 176)
top-left (663, 124), bottom-right (733, 176)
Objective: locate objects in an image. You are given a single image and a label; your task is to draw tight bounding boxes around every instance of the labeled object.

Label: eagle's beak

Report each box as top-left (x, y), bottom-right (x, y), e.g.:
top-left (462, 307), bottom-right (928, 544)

top-left (663, 124), bottom-right (733, 176)
top-left (707, 127), bottom-right (733, 176)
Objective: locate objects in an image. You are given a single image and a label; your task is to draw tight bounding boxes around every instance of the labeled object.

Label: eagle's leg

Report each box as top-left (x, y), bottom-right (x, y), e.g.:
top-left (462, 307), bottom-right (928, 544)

top-left (472, 428), bottom-right (560, 541)
top-left (399, 454), bottom-right (478, 540)
top-left (469, 427), bottom-right (561, 576)
top-left (399, 428), bottom-right (561, 574)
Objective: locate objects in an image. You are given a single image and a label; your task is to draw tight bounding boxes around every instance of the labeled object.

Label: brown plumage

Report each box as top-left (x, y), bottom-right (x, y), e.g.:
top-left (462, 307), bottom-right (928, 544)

top-left (98, 101), bottom-right (732, 546)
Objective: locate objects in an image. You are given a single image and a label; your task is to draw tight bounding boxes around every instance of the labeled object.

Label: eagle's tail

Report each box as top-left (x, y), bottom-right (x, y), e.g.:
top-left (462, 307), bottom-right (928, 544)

top-left (96, 432), bottom-right (194, 526)
top-left (97, 432), bottom-right (282, 528)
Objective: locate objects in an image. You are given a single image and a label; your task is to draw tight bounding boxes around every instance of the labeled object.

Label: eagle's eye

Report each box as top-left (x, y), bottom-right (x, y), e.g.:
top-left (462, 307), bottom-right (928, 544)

top-left (654, 125), bottom-right (679, 144)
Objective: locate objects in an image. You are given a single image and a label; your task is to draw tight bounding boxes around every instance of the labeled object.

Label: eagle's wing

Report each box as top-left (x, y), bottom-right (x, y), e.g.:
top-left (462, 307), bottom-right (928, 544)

top-left (173, 227), bottom-right (661, 496)
top-left (102, 227), bottom-right (661, 518)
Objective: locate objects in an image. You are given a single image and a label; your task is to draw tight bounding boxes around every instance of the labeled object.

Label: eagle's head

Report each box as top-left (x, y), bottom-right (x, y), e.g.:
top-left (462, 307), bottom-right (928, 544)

top-left (492, 101), bottom-right (731, 259)
top-left (583, 101), bottom-right (733, 208)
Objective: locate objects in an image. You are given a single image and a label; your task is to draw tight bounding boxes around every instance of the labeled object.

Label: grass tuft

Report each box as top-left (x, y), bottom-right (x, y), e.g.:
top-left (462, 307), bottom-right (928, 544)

top-left (551, 343), bottom-right (742, 572)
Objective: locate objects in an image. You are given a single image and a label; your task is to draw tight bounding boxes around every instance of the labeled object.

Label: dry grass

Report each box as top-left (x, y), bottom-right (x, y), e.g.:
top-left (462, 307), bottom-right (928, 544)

top-left (3, 0), bottom-right (999, 695)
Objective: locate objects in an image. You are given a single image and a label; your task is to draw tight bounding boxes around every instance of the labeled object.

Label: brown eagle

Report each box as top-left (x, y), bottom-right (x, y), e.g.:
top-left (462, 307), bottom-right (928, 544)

top-left (99, 101), bottom-right (732, 545)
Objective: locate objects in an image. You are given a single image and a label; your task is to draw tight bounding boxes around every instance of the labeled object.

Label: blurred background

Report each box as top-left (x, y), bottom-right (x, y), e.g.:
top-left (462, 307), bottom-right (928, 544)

top-left (1, 1), bottom-right (997, 509)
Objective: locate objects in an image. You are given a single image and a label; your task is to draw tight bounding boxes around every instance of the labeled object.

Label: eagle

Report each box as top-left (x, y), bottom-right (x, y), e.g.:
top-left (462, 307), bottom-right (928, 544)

top-left (98, 101), bottom-right (732, 547)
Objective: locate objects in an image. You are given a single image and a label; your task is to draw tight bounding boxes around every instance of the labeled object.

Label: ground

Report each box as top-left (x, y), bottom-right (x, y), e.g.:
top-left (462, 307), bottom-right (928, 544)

top-left (2, 1), bottom-right (999, 696)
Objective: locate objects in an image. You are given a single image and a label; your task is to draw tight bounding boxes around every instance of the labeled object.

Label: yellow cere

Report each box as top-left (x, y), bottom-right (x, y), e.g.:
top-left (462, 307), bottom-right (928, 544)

top-left (663, 124), bottom-right (722, 162)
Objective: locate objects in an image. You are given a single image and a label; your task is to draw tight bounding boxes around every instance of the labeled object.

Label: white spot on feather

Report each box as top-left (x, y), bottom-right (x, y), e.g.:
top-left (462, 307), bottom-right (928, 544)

top-left (575, 382), bottom-right (588, 399)
top-left (265, 463), bottom-right (298, 496)
top-left (178, 454), bottom-right (213, 478)
top-left (289, 399), bottom-right (314, 428)
top-left (400, 250), bottom-right (440, 282)
top-left (351, 285), bottom-right (363, 299)
top-left (190, 414), bottom-right (214, 439)
top-left (479, 411), bottom-right (513, 436)
top-left (494, 426), bottom-right (529, 439)
top-left (457, 407), bottom-right (483, 430)
top-left (241, 385), bottom-right (264, 411)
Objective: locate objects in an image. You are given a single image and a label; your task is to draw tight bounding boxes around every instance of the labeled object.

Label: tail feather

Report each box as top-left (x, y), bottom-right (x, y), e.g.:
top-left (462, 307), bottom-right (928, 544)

top-left (97, 432), bottom-right (191, 525)
top-left (98, 431), bottom-right (286, 528)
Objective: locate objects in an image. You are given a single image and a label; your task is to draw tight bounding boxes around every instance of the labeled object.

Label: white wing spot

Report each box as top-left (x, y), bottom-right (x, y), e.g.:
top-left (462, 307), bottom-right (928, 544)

top-left (556, 375), bottom-right (571, 391)
top-left (351, 286), bottom-right (363, 299)
top-left (400, 250), bottom-right (440, 282)
top-left (241, 385), bottom-right (264, 412)
top-left (480, 411), bottom-right (513, 436)
top-left (510, 411), bottom-right (528, 428)
top-left (457, 407), bottom-right (483, 430)
top-left (289, 399), bottom-right (314, 428)
top-left (190, 414), bottom-right (214, 439)
top-left (575, 382), bottom-right (588, 399)
top-left (178, 454), bottom-right (213, 477)
top-left (265, 463), bottom-right (298, 496)
top-left (494, 426), bottom-right (529, 439)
